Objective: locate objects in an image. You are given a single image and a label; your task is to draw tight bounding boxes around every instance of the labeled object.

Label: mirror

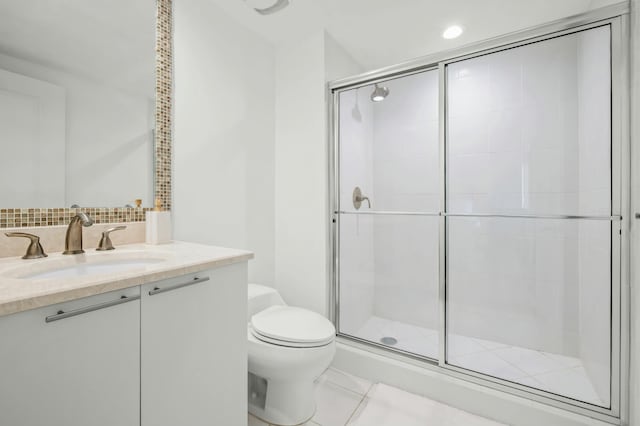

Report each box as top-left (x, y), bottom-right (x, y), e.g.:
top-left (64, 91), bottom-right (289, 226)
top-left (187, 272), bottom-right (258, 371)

top-left (0, 0), bottom-right (156, 208)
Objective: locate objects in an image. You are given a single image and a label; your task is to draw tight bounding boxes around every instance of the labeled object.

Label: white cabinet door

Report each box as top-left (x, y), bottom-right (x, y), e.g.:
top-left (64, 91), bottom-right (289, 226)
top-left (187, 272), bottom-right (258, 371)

top-left (0, 286), bottom-right (140, 426)
top-left (141, 263), bottom-right (248, 426)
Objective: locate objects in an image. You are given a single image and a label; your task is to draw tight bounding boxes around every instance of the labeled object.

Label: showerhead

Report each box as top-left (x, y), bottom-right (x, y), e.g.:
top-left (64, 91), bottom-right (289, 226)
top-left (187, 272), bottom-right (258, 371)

top-left (370, 84), bottom-right (389, 102)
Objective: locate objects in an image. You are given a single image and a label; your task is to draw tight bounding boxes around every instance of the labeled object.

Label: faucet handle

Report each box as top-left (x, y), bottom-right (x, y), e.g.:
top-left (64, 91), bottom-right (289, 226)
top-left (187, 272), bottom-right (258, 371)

top-left (96, 226), bottom-right (127, 251)
top-left (5, 232), bottom-right (48, 259)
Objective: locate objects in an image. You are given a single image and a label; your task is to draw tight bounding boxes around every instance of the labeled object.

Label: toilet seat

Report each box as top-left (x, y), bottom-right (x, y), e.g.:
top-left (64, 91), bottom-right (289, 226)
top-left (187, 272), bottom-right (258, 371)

top-left (250, 306), bottom-right (335, 348)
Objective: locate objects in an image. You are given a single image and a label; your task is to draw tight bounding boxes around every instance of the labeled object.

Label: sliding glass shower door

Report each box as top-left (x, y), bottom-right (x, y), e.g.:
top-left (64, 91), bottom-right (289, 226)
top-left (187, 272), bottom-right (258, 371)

top-left (336, 70), bottom-right (441, 359)
top-left (332, 19), bottom-right (623, 416)
top-left (445, 25), bottom-right (613, 408)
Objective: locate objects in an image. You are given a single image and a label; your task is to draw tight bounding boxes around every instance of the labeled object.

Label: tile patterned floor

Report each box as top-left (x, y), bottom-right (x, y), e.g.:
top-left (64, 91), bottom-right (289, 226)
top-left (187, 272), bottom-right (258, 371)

top-left (355, 316), bottom-right (605, 406)
top-left (248, 368), bottom-right (505, 426)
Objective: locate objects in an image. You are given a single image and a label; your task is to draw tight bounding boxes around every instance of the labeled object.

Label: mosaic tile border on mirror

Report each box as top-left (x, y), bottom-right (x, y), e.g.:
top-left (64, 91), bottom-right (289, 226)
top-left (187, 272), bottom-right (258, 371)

top-left (0, 208), bottom-right (151, 228)
top-left (0, 0), bottom-right (173, 229)
top-left (156, 0), bottom-right (173, 212)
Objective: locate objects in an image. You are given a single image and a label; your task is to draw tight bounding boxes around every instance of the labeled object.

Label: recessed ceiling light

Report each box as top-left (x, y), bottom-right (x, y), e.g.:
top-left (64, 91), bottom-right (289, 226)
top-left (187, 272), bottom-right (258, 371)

top-left (442, 25), bottom-right (463, 40)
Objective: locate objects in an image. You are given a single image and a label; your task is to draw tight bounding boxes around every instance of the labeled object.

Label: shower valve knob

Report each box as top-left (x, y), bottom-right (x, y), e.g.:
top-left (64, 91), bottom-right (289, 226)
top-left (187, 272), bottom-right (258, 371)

top-left (353, 187), bottom-right (371, 210)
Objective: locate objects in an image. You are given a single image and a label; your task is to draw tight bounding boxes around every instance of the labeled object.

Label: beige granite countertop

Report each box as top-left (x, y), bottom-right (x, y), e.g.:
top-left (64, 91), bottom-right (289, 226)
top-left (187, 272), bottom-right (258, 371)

top-left (0, 241), bottom-right (253, 317)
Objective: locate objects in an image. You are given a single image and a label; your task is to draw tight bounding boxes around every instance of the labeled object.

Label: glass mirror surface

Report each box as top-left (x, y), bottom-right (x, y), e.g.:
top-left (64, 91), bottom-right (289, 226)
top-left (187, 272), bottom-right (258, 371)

top-left (0, 0), bottom-right (156, 208)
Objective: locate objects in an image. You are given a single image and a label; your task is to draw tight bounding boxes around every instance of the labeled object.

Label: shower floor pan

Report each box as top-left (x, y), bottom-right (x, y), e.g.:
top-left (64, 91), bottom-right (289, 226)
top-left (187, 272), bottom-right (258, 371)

top-left (354, 316), bottom-right (605, 407)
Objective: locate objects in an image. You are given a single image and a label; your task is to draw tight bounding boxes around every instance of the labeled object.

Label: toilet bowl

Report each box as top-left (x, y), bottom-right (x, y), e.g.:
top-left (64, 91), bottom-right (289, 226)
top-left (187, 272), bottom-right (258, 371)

top-left (247, 284), bottom-right (336, 426)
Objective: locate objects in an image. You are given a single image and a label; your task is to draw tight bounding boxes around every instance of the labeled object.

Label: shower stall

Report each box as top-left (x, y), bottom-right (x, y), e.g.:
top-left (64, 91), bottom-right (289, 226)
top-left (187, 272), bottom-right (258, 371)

top-left (329, 10), bottom-right (628, 422)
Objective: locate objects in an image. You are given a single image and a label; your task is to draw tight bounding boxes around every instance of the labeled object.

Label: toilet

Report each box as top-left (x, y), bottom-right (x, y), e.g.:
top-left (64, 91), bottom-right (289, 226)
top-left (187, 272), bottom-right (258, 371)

top-left (247, 284), bottom-right (336, 426)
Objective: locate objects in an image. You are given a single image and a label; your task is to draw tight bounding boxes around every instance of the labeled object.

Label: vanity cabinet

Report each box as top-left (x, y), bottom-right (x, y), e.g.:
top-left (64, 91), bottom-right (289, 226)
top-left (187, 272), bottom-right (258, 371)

top-left (141, 263), bottom-right (248, 426)
top-left (0, 286), bottom-right (141, 426)
top-left (0, 261), bottom-right (249, 426)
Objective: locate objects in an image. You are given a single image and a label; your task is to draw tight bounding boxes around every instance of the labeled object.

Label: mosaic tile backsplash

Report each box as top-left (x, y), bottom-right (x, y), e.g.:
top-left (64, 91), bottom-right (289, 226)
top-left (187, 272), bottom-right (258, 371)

top-left (0, 0), bottom-right (173, 229)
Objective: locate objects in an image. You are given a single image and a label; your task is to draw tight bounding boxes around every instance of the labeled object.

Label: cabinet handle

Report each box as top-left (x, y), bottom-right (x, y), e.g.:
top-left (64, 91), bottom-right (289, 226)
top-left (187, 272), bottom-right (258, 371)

top-left (45, 295), bottom-right (140, 323)
top-left (148, 276), bottom-right (210, 296)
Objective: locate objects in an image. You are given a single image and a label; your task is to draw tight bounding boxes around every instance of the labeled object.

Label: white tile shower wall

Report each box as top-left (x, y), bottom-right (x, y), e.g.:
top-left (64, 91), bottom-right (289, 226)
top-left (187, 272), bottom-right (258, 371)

top-left (173, 0), bottom-right (276, 286)
top-left (370, 71), bottom-right (440, 329)
top-left (372, 215), bottom-right (440, 330)
top-left (338, 88), bottom-right (375, 212)
top-left (370, 72), bottom-right (440, 213)
top-left (576, 26), bottom-right (612, 407)
top-left (447, 37), bottom-right (583, 216)
top-left (448, 217), bottom-right (582, 356)
top-left (338, 88), bottom-right (376, 334)
top-left (446, 30), bottom-right (610, 359)
top-left (446, 48), bottom-right (559, 354)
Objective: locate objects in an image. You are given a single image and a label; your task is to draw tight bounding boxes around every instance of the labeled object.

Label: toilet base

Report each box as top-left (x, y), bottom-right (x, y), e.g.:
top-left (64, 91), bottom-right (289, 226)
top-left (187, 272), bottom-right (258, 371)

top-left (248, 376), bottom-right (316, 426)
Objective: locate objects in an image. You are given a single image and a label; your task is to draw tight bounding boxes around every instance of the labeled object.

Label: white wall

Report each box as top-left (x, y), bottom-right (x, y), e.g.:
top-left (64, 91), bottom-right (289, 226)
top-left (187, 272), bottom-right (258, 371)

top-left (0, 52), bottom-right (154, 208)
top-left (324, 32), bottom-right (364, 84)
top-left (173, 0), bottom-right (276, 286)
top-left (273, 32), bottom-right (327, 314)
top-left (272, 31), bottom-right (365, 316)
top-left (173, 14), bottom-right (362, 307)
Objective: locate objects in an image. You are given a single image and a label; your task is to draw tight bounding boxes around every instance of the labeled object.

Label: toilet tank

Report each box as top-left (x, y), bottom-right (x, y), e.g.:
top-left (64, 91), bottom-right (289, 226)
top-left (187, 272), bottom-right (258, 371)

top-left (248, 284), bottom-right (286, 320)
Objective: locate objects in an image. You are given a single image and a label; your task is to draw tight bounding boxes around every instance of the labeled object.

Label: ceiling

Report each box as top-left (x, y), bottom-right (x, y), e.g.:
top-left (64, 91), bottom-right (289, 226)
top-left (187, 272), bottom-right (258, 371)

top-left (210, 0), bottom-right (622, 70)
top-left (0, 0), bottom-right (620, 95)
top-left (0, 0), bottom-right (156, 97)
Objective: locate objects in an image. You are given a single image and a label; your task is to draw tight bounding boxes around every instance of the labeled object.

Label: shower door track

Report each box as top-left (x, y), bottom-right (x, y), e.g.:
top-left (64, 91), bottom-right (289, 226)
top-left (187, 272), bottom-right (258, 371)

top-left (328, 3), bottom-right (630, 425)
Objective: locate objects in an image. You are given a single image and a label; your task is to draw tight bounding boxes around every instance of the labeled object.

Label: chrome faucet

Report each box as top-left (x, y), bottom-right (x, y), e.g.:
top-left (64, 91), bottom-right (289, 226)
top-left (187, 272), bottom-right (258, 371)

top-left (63, 212), bottom-right (94, 255)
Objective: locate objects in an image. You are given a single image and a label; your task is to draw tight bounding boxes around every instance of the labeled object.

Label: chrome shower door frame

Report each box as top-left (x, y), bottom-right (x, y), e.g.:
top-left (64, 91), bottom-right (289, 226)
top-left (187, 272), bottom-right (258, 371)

top-left (328, 3), bottom-right (630, 424)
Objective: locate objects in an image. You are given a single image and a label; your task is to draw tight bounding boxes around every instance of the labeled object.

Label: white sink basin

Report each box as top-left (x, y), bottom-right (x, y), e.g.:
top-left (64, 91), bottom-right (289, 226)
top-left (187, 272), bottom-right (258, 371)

top-left (1, 250), bottom-right (171, 281)
top-left (22, 258), bottom-right (166, 280)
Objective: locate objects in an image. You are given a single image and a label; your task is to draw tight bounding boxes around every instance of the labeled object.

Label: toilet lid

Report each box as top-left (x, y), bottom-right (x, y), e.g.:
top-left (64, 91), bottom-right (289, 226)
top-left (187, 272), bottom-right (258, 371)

top-left (251, 306), bottom-right (335, 347)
